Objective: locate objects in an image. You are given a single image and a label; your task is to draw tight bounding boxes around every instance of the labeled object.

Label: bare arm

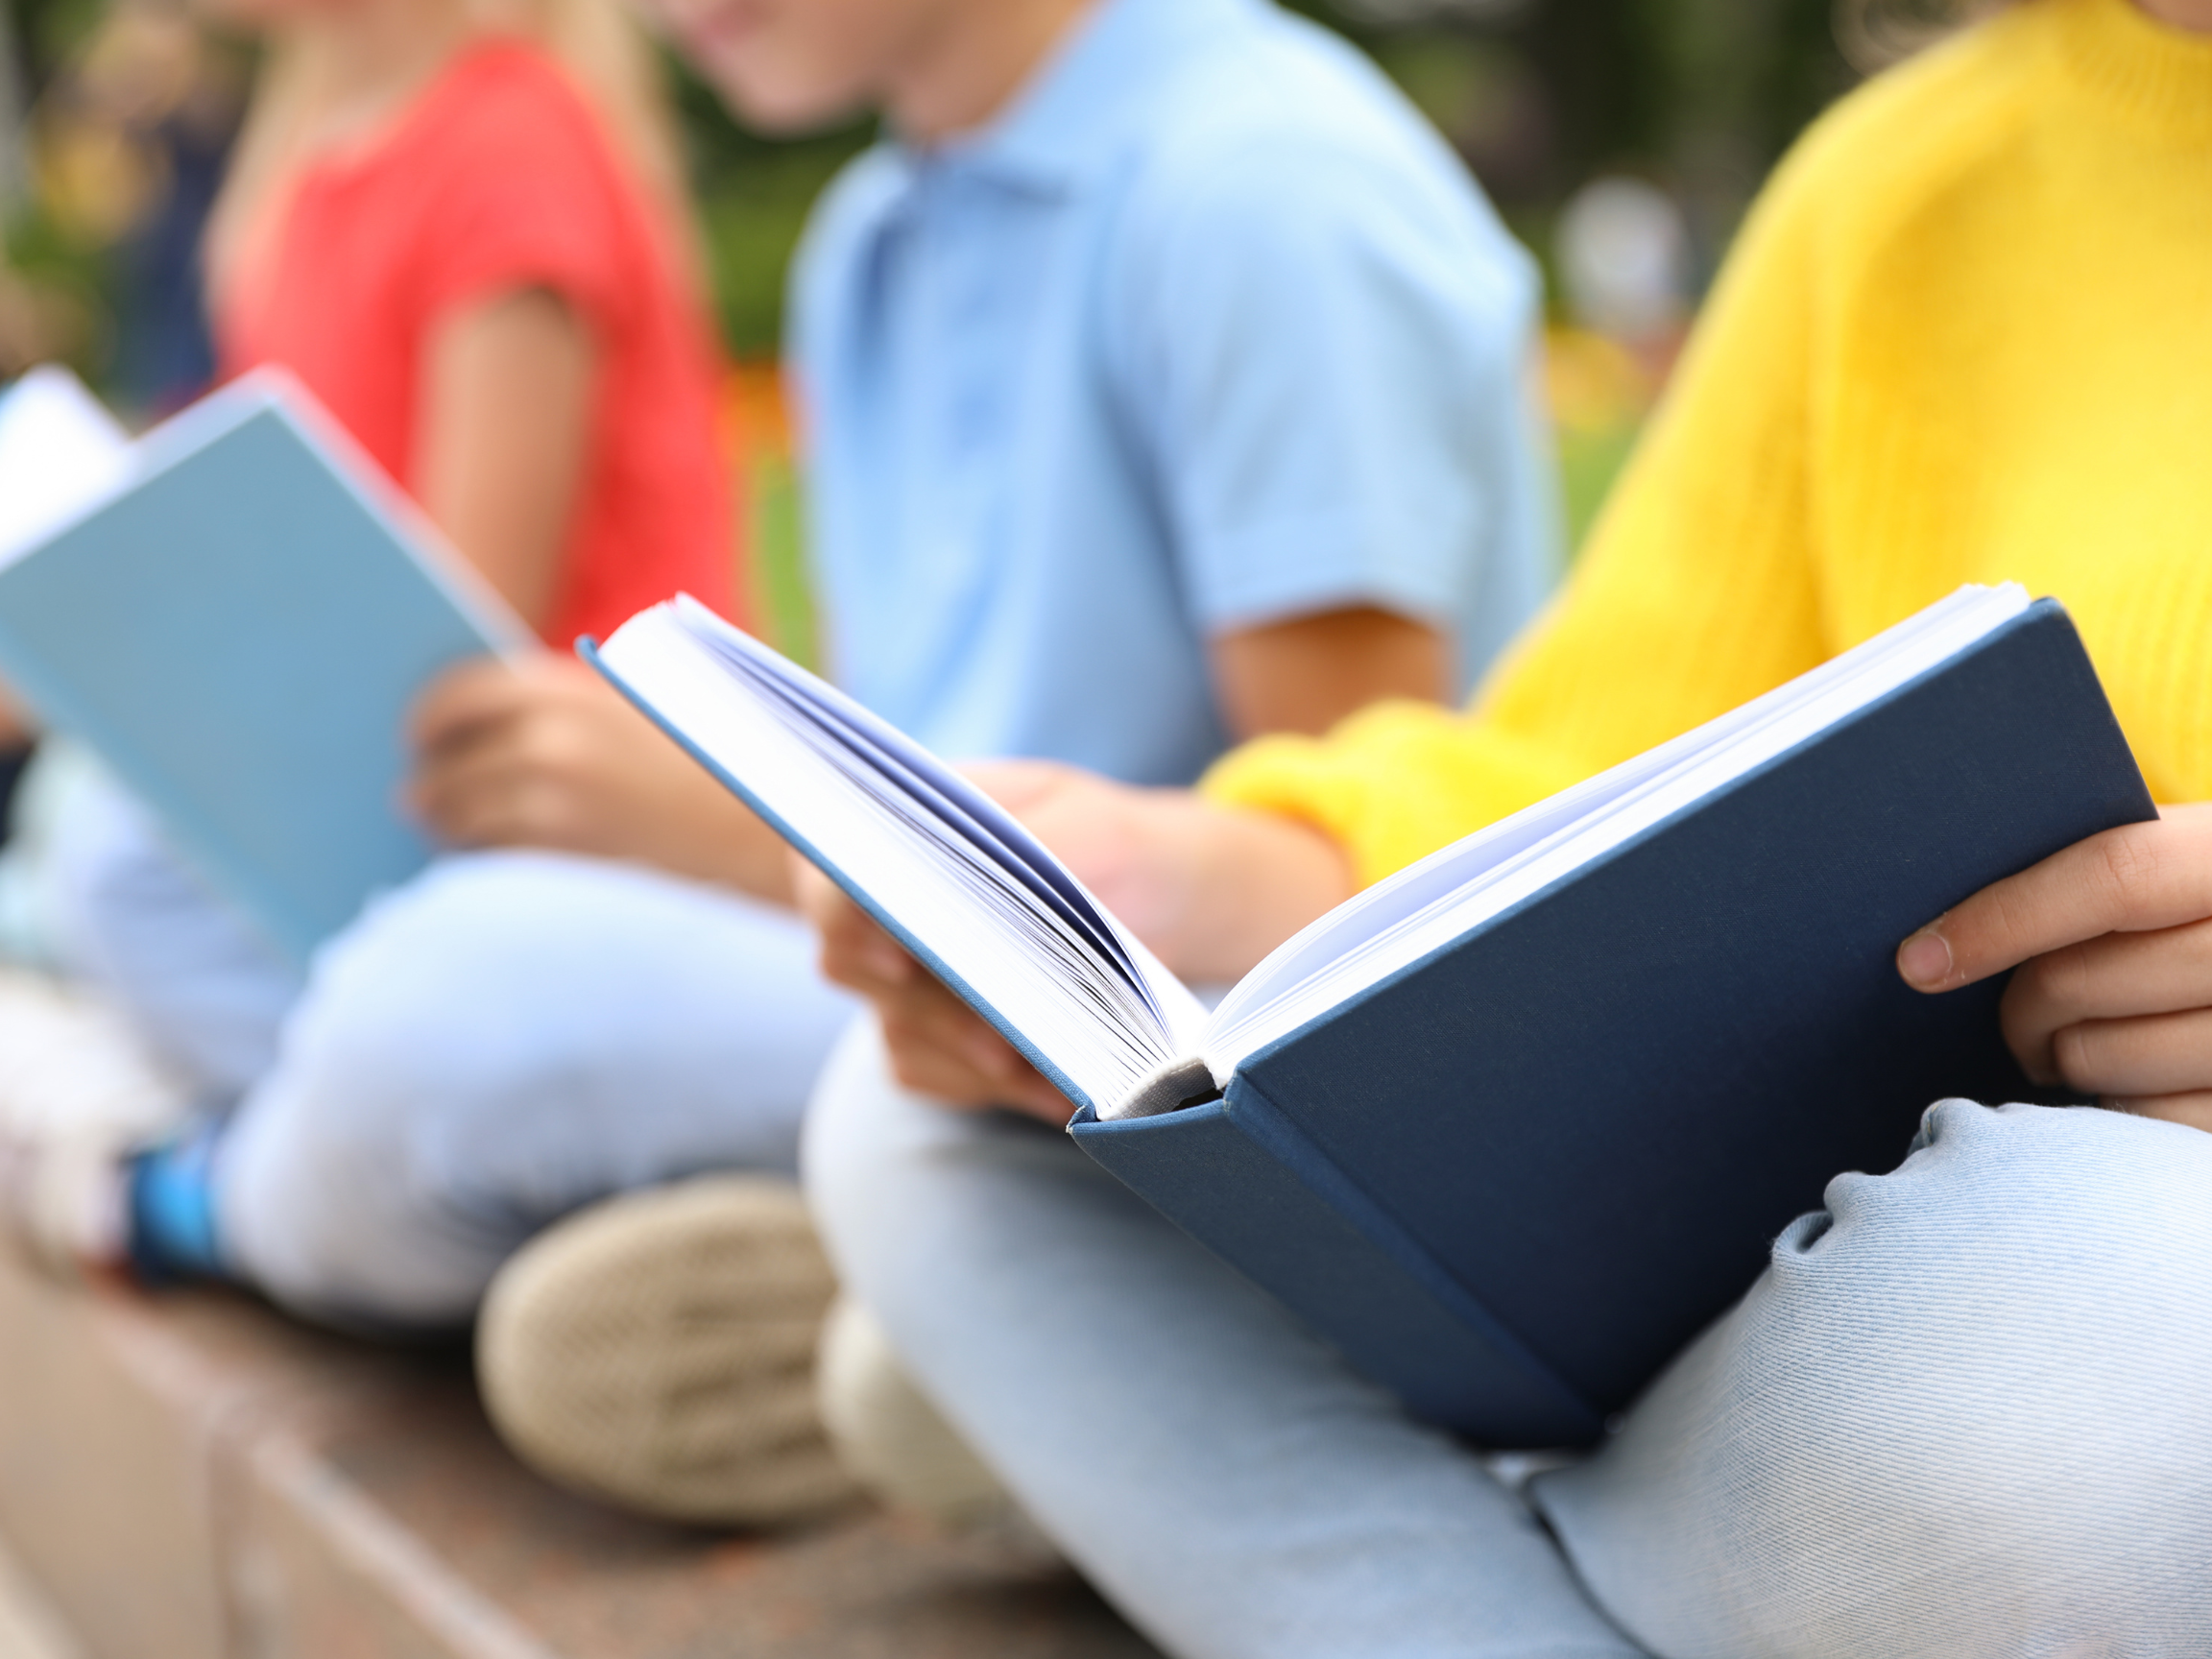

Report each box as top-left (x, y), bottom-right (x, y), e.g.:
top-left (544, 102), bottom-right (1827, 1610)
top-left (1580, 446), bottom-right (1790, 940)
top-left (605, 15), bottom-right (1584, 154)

top-left (1211, 606), bottom-right (1449, 740)
top-left (402, 290), bottom-right (793, 903)
top-left (413, 288), bottom-right (595, 630)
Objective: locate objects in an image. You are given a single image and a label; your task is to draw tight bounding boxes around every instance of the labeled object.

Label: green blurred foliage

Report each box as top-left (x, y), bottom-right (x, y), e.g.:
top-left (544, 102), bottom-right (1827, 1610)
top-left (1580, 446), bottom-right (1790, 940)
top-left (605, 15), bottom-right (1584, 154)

top-left (1557, 416), bottom-right (1640, 552)
top-left (4, 0), bottom-right (228, 383)
top-left (664, 0), bottom-right (1859, 371)
top-left (7, 0), bottom-right (1867, 565)
top-left (11, 0), bottom-right (1863, 370)
top-left (9, 0), bottom-right (107, 83)
top-left (665, 63), bottom-right (871, 361)
top-left (747, 446), bottom-right (819, 665)
top-left (4, 0), bottom-right (111, 291)
top-left (1286, 0), bottom-right (1856, 285)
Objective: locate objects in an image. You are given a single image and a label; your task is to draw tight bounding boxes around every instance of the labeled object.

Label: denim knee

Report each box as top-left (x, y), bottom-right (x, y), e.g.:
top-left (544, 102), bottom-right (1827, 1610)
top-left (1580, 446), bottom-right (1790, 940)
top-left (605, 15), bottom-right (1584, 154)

top-left (223, 852), bottom-right (851, 1322)
top-left (798, 1021), bottom-right (893, 1275)
top-left (47, 771), bottom-right (299, 1095)
top-left (272, 858), bottom-right (609, 1185)
top-left (1536, 1100), bottom-right (2212, 1658)
top-left (802, 1019), bottom-right (1023, 1294)
top-left (209, 864), bottom-right (575, 1319)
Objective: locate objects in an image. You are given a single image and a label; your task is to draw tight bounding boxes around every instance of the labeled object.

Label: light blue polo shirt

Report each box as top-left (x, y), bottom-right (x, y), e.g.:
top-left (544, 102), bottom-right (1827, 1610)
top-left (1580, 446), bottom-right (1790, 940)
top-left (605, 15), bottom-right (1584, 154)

top-left (790, 0), bottom-right (1558, 786)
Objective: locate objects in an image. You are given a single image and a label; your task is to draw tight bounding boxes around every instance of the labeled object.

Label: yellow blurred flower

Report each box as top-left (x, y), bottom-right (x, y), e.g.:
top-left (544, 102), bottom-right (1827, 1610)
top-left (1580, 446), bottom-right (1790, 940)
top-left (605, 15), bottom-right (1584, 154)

top-left (1542, 325), bottom-right (1656, 436)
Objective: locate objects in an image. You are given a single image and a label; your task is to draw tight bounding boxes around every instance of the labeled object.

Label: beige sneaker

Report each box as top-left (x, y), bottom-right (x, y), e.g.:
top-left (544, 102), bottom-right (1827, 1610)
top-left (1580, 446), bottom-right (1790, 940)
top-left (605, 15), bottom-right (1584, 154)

top-left (476, 1173), bottom-right (858, 1527)
top-left (817, 1295), bottom-right (1046, 1550)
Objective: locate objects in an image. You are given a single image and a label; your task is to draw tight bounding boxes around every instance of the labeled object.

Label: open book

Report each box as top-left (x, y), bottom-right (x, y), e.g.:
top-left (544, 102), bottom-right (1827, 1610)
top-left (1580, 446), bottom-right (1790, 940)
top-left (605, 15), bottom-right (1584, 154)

top-left (602, 582), bottom-right (2064, 1118)
top-left (0, 367), bottom-right (527, 957)
top-left (590, 584), bottom-right (2152, 1441)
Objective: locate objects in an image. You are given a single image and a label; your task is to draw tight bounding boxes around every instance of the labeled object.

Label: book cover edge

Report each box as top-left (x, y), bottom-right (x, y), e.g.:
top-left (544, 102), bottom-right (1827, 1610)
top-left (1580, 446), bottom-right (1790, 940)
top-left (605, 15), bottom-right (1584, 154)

top-left (580, 634), bottom-right (1100, 1116)
top-left (1231, 599), bottom-right (2129, 1084)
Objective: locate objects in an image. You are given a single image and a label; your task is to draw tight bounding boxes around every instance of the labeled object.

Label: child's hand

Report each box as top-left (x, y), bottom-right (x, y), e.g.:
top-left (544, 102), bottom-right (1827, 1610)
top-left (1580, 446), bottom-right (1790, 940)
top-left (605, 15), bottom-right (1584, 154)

top-left (799, 861), bottom-right (1071, 1122)
top-left (1898, 805), bottom-right (2212, 1131)
top-left (798, 761), bottom-right (1352, 1120)
top-left (406, 657), bottom-right (792, 901)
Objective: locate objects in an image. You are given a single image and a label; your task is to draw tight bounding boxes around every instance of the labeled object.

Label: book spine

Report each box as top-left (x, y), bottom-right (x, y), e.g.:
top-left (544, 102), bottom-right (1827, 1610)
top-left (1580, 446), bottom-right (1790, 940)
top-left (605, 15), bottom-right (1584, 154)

top-left (582, 636), bottom-right (1100, 1114)
top-left (1069, 1085), bottom-right (1604, 1446)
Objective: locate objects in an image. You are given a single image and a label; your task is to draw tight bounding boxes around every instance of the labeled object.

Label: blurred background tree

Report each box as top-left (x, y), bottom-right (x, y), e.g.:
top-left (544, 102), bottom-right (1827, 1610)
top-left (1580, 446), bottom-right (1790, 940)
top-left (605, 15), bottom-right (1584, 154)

top-left (666, 0), bottom-right (1860, 355)
top-left (1, 0), bottom-right (1872, 644)
top-left (5, 0), bottom-right (245, 400)
top-left (1308, 0), bottom-right (1853, 281)
top-left (6, 0), bottom-right (1863, 373)
top-left (1299, 0), bottom-right (1858, 544)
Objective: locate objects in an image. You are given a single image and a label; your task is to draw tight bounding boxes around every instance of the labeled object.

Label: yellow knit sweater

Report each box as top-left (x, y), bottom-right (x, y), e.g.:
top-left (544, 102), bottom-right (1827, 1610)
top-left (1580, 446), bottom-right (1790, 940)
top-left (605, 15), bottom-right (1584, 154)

top-left (1206, 0), bottom-right (2212, 888)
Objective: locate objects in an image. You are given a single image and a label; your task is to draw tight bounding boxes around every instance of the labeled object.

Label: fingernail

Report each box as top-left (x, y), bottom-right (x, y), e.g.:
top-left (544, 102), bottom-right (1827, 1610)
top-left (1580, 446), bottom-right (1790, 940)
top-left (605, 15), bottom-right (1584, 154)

top-left (1897, 928), bottom-right (1952, 989)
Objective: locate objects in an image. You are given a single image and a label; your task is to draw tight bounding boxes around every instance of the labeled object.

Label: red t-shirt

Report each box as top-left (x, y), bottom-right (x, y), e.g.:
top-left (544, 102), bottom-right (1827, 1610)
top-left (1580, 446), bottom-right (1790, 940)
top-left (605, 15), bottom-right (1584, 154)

top-left (218, 39), bottom-right (738, 647)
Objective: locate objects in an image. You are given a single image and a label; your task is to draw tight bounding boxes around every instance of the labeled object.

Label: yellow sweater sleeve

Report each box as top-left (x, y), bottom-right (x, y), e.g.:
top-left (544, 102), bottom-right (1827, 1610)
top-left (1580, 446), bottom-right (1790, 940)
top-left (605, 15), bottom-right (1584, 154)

top-left (1203, 130), bottom-right (1846, 889)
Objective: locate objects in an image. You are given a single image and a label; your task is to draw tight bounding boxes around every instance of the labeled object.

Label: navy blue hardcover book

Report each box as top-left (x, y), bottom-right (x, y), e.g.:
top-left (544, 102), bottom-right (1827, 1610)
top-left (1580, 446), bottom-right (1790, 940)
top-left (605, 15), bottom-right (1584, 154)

top-left (587, 585), bottom-right (2152, 1447)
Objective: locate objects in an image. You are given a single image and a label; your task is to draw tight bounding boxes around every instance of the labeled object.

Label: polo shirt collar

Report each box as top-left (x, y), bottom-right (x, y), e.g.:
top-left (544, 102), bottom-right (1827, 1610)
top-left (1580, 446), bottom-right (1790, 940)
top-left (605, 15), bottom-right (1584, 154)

top-left (896, 0), bottom-right (1259, 192)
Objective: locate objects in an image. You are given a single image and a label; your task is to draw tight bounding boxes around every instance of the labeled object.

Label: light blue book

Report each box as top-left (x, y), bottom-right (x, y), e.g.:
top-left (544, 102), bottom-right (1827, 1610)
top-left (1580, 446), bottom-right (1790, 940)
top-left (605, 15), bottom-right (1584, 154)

top-left (0, 366), bottom-right (530, 960)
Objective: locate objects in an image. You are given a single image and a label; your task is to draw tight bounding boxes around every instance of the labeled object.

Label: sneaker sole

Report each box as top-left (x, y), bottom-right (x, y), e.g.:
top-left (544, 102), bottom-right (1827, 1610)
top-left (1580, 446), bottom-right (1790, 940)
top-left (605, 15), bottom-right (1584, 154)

top-left (476, 1173), bottom-right (857, 1527)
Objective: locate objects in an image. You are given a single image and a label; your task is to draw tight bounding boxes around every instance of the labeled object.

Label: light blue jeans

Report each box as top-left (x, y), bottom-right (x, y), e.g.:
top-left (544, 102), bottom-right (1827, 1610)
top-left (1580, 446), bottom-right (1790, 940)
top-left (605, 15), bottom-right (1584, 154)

top-left (805, 1022), bottom-right (2212, 1659)
top-left (53, 781), bottom-right (857, 1327)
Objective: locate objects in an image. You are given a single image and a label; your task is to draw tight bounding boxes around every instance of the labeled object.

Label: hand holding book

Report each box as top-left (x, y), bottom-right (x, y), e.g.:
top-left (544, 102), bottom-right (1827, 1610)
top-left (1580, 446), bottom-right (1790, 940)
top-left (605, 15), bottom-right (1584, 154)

top-left (589, 584), bottom-right (2157, 1436)
top-left (802, 856), bottom-right (1067, 1118)
top-left (772, 585), bottom-right (2212, 1141)
top-left (796, 757), bottom-right (1352, 1119)
top-left (1895, 804), bottom-right (2212, 1134)
top-left (405, 654), bottom-right (797, 904)
top-left (0, 367), bottom-right (532, 958)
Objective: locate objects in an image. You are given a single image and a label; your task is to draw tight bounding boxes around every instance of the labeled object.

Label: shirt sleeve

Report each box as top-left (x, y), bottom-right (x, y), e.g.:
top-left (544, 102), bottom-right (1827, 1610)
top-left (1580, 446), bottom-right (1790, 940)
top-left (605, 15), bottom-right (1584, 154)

top-left (1111, 127), bottom-right (1548, 637)
top-left (1201, 128), bottom-right (1840, 888)
top-left (406, 73), bottom-right (635, 338)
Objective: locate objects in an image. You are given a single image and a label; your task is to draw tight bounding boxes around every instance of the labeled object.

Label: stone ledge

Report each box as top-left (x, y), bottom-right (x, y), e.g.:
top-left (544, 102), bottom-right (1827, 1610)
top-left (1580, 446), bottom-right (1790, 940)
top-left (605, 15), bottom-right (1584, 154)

top-left (0, 1252), bottom-right (1156, 1659)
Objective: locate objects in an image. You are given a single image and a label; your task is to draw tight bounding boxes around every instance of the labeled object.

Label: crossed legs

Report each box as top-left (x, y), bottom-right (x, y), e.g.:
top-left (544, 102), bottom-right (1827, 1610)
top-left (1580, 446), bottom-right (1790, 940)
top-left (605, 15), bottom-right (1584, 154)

top-left (807, 1022), bottom-right (2212, 1659)
top-left (56, 780), bottom-right (858, 1328)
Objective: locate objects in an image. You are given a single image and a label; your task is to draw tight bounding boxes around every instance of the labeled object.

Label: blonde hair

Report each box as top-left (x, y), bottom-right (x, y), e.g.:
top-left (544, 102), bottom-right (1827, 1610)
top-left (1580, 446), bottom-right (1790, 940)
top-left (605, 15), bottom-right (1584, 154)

top-left (209, 0), bottom-right (697, 300)
top-left (1833, 0), bottom-right (2021, 72)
